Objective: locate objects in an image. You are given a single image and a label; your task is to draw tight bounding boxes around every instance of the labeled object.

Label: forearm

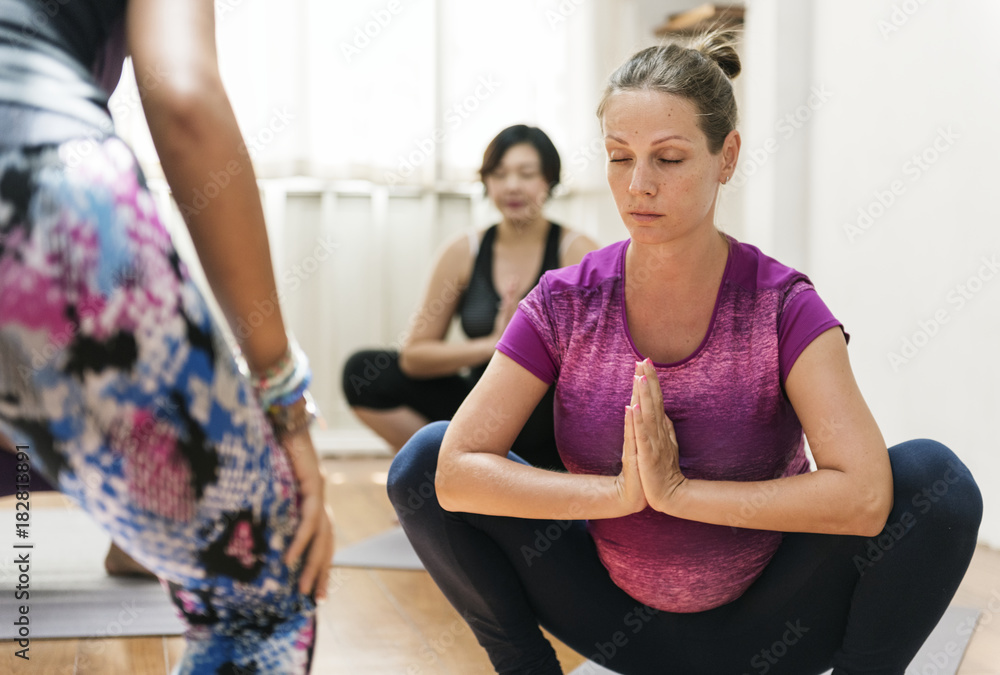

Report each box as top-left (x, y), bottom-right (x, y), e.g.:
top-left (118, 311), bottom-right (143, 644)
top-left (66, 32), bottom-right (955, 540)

top-left (665, 468), bottom-right (890, 536)
top-left (437, 451), bottom-right (628, 520)
top-left (144, 85), bottom-right (288, 372)
top-left (399, 338), bottom-right (495, 378)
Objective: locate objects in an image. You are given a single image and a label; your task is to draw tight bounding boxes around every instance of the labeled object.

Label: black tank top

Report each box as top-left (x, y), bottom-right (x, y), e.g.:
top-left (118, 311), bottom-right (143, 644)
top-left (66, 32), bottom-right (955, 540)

top-left (459, 222), bottom-right (563, 340)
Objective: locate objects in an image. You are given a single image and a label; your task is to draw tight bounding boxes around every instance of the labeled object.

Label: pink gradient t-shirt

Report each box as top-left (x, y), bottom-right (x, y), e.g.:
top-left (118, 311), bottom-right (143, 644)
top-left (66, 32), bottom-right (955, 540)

top-left (496, 236), bottom-right (846, 613)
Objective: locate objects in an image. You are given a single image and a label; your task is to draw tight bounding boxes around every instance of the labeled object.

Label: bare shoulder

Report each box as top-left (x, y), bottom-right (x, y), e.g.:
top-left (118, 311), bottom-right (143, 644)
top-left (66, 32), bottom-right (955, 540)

top-left (559, 227), bottom-right (599, 267)
top-left (435, 228), bottom-right (483, 288)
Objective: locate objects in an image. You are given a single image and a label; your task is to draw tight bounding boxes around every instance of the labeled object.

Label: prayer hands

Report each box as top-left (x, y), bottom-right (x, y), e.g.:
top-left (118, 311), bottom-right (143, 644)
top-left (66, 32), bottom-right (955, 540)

top-left (617, 358), bottom-right (687, 514)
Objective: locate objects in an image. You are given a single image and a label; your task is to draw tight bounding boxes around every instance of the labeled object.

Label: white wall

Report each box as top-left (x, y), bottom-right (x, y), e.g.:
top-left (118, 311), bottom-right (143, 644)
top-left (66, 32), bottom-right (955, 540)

top-left (741, 0), bottom-right (1000, 546)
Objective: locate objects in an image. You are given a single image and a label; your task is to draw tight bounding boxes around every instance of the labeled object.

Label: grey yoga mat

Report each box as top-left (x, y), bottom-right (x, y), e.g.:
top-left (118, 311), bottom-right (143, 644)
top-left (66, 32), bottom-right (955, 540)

top-left (567, 605), bottom-right (981, 675)
top-left (0, 508), bottom-right (185, 640)
top-left (332, 525), bottom-right (424, 570)
top-left (0, 512), bottom-right (424, 641)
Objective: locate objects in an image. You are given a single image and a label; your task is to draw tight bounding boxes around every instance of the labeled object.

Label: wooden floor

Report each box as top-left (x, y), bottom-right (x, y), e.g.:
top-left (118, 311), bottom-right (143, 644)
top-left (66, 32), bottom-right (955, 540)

top-left (2, 455), bottom-right (998, 674)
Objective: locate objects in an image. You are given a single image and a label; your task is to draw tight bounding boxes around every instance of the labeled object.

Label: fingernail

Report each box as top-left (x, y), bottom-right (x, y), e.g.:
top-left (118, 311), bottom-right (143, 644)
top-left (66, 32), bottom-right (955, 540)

top-left (639, 375), bottom-right (646, 383)
top-left (644, 358), bottom-right (653, 366)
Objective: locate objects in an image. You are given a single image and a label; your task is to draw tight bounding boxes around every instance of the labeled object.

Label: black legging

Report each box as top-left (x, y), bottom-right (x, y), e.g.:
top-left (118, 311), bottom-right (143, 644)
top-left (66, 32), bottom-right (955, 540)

top-left (342, 349), bottom-right (563, 470)
top-left (387, 422), bottom-right (982, 675)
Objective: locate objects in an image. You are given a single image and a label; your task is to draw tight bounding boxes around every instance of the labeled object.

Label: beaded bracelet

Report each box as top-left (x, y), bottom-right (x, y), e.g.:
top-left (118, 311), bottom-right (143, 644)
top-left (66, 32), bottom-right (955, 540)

top-left (254, 339), bottom-right (311, 409)
top-left (255, 346), bottom-right (298, 392)
top-left (266, 390), bottom-right (319, 438)
top-left (235, 336), bottom-right (320, 435)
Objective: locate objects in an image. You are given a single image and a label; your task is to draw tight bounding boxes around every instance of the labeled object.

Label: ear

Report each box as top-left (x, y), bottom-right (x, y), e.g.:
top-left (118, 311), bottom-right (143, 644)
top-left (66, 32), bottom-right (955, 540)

top-left (721, 129), bottom-right (741, 176)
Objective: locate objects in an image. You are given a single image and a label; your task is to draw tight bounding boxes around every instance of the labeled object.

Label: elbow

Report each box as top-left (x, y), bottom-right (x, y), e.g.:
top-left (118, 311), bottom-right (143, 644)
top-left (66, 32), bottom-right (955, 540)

top-left (851, 489), bottom-right (894, 537)
top-left (144, 74), bottom-right (227, 145)
top-left (436, 435), bottom-right (474, 512)
top-left (435, 461), bottom-right (461, 512)
top-left (398, 344), bottom-right (435, 378)
top-left (436, 474), bottom-right (457, 512)
top-left (397, 349), bottom-right (419, 378)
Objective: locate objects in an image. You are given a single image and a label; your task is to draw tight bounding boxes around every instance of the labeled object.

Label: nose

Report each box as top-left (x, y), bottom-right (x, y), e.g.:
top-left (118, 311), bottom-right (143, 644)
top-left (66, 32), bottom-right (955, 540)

top-left (503, 172), bottom-right (522, 191)
top-left (628, 161), bottom-right (656, 196)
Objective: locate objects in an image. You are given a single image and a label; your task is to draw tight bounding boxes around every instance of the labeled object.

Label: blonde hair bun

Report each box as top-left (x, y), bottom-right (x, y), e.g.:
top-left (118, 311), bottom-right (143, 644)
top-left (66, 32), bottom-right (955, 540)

top-left (688, 28), bottom-right (742, 80)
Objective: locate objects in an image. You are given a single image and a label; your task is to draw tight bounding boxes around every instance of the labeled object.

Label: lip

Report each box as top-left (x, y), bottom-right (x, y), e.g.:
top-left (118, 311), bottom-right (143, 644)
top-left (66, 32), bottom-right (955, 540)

top-left (505, 201), bottom-right (526, 209)
top-left (629, 211), bottom-right (663, 222)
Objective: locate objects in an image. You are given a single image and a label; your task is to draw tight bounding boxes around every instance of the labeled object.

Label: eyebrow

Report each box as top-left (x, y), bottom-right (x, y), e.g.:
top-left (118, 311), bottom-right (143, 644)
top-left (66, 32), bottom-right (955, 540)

top-left (495, 161), bottom-right (540, 170)
top-left (605, 134), bottom-right (691, 145)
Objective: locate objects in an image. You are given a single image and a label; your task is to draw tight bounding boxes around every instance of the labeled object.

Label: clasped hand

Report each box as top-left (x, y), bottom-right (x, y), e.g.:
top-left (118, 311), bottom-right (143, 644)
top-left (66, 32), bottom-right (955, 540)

top-left (615, 358), bottom-right (687, 515)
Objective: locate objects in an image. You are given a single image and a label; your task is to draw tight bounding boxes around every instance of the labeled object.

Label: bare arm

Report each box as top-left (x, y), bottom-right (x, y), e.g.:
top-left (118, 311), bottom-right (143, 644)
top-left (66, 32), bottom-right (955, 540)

top-left (634, 328), bottom-right (893, 536)
top-left (126, 0), bottom-right (334, 598)
top-left (127, 0), bottom-right (286, 373)
top-left (436, 351), bottom-right (643, 519)
top-left (398, 233), bottom-right (497, 378)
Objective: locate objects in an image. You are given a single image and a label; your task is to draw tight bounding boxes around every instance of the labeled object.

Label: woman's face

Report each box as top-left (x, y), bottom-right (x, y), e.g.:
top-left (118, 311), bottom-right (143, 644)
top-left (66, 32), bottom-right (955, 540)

top-left (484, 143), bottom-right (550, 225)
top-left (602, 89), bottom-right (739, 245)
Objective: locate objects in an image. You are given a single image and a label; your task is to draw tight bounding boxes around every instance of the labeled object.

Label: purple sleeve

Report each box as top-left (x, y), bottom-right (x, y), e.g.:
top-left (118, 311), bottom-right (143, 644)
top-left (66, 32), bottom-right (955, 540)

top-left (778, 282), bottom-right (849, 384)
top-left (495, 280), bottom-right (560, 384)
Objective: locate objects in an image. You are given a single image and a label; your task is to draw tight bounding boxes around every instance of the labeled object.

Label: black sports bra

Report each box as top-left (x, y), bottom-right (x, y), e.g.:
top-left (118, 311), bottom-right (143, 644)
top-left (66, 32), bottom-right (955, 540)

top-left (458, 222), bottom-right (563, 340)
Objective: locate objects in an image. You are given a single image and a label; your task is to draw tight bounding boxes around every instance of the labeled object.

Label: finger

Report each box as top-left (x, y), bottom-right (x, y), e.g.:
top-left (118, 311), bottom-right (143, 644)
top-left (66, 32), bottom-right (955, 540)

top-left (299, 522), bottom-right (330, 596)
top-left (623, 405), bottom-right (637, 462)
top-left (314, 568), bottom-right (330, 603)
top-left (630, 371), bottom-right (639, 407)
top-left (636, 375), bottom-right (654, 430)
top-left (631, 401), bottom-right (648, 444)
top-left (642, 358), bottom-right (665, 411)
top-left (284, 505), bottom-right (318, 567)
top-left (664, 415), bottom-right (678, 447)
top-left (504, 279), bottom-right (520, 300)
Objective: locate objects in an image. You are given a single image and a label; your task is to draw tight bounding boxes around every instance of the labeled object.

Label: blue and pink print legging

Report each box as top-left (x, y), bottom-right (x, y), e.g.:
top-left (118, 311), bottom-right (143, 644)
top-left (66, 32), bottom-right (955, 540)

top-left (0, 137), bottom-right (315, 674)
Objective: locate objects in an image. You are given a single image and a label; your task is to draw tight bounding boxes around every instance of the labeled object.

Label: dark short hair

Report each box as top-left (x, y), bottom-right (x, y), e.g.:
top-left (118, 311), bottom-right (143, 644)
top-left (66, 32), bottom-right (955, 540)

top-left (479, 125), bottom-right (561, 195)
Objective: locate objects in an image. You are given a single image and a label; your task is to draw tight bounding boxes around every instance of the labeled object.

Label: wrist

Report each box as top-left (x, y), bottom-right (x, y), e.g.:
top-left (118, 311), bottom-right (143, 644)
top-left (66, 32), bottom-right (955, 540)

top-left (235, 334), bottom-right (320, 436)
top-left (653, 475), bottom-right (690, 516)
top-left (267, 390), bottom-right (319, 438)
top-left (587, 475), bottom-right (641, 519)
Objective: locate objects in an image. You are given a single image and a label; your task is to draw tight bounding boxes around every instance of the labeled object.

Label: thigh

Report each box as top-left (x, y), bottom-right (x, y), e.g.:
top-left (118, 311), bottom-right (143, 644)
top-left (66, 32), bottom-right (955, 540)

top-left (342, 348), bottom-right (473, 421)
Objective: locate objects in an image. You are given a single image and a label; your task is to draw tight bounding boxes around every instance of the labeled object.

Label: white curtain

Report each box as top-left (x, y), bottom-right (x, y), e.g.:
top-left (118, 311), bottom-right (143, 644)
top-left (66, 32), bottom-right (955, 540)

top-left (111, 0), bottom-right (640, 191)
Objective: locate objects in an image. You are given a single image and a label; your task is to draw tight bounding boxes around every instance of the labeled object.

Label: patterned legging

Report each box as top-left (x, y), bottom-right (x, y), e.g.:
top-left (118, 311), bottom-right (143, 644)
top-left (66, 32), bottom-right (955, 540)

top-left (0, 137), bottom-right (315, 673)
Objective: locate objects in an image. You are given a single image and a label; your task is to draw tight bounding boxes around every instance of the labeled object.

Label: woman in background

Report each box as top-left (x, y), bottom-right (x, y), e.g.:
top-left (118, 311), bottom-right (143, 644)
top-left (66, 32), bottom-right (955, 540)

top-left (0, 0), bottom-right (332, 672)
top-left (343, 125), bottom-right (596, 469)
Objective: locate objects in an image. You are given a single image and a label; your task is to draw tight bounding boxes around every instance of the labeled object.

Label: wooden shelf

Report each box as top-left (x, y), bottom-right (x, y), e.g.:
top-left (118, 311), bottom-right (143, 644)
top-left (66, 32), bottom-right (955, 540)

top-left (654, 3), bottom-right (745, 37)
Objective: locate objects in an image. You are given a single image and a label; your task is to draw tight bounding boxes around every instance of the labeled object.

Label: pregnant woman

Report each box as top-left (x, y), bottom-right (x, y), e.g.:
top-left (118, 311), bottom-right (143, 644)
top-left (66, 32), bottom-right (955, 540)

top-left (386, 29), bottom-right (982, 675)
